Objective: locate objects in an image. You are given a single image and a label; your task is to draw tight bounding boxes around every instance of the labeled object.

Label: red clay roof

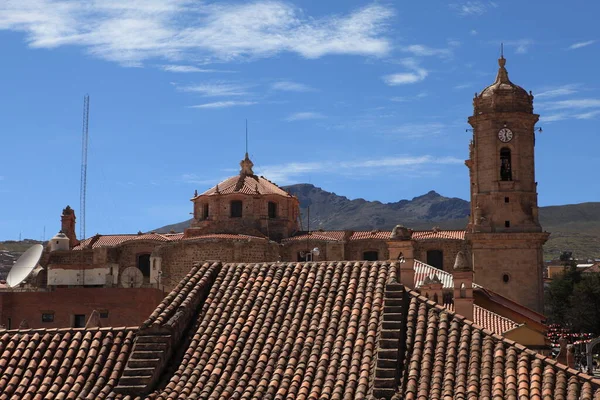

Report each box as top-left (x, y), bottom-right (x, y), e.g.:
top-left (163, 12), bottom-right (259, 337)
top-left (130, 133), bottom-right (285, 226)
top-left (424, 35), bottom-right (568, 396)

top-left (349, 230), bottom-right (391, 240)
top-left (2, 261), bottom-right (598, 398)
top-left (0, 327), bottom-right (135, 398)
top-left (199, 174), bottom-right (293, 197)
top-left (445, 302), bottom-right (519, 334)
top-left (282, 230), bottom-right (347, 243)
top-left (180, 233), bottom-right (268, 241)
top-left (74, 233), bottom-right (184, 250)
top-left (411, 229), bottom-right (466, 240)
top-left (398, 290), bottom-right (600, 399)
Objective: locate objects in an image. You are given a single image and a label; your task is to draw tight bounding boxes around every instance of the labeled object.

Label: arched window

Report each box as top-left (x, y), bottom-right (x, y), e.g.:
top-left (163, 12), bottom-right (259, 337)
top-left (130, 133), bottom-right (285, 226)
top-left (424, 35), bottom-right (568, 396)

top-left (230, 200), bottom-right (243, 218)
top-left (427, 250), bottom-right (444, 270)
top-left (137, 254), bottom-right (151, 277)
top-left (203, 204), bottom-right (209, 220)
top-left (500, 148), bottom-right (512, 181)
top-left (363, 251), bottom-right (379, 261)
top-left (268, 202), bottom-right (277, 219)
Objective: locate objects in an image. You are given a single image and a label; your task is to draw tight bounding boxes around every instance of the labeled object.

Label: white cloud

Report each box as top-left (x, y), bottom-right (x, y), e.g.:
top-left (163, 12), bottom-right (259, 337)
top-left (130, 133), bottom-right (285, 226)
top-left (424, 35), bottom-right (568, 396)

top-left (285, 112), bottom-right (325, 121)
top-left (451, 1), bottom-right (497, 16)
top-left (190, 101), bottom-right (257, 109)
top-left (539, 113), bottom-right (568, 123)
top-left (538, 98), bottom-right (600, 122)
top-left (402, 44), bottom-right (451, 57)
top-left (501, 39), bottom-right (534, 54)
top-left (256, 155), bottom-right (461, 184)
top-left (177, 82), bottom-right (251, 97)
top-left (0, 1), bottom-right (394, 65)
top-left (535, 84), bottom-right (579, 99)
top-left (161, 65), bottom-right (235, 73)
top-left (390, 122), bottom-right (446, 138)
top-left (454, 83), bottom-right (472, 90)
top-left (575, 110), bottom-right (600, 120)
top-left (272, 81), bottom-right (315, 92)
top-left (538, 99), bottom-right (600, 110)
top-left (470, 29), bottom-right (478, 36)
top-left (569, 40), bottom-right (595, 50)
top-left (383, 58), bottom-right (428, 85)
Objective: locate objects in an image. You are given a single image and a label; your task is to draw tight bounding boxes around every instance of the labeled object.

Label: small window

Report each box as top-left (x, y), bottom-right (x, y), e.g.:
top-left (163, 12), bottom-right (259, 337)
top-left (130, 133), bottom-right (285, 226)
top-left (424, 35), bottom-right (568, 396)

top-left (230, 200), bottom-right (243, 218)
top-left (505, 220), bottom-right (510, 228)
top-left (73, 314), bottom-right (86, 328)
top-left (203, 204), bottom-right (209, 220)
top-left (503, 274), bottom-right (510, 283)
top-left (504, 197), bottom-right (509, 203)
top-left (268, 202), bottom-right (277, 219)
top-left (363, 251), bottom-right (379, 261)
top-left (41, 313), bottom-right (54, 323)
top-left (426, 250), bottom-right (444, 270)
top-left (500, 148), bottom-right (512, 181)
top-left (99, 310), bottom-right (109, 319)
top-left (137, 254), bottom-right (151, 277)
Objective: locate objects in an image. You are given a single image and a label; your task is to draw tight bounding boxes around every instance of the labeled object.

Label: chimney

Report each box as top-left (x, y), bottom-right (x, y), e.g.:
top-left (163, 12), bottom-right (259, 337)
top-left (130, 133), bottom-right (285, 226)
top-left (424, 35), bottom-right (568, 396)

top-left (388, 225), bottom-right (415, 288)
top-left (420, 274), bottom-right (443, 304)
top-left (61, 206), bottom-right (79, 249)
top-left (452, 251), bottom-right (474, 320)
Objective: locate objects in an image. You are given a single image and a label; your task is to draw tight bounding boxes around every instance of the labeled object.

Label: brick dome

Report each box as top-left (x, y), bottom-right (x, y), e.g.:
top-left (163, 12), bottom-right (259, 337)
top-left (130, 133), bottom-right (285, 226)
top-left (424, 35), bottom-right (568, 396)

top-left (474, 56), bottom-right (534, 114)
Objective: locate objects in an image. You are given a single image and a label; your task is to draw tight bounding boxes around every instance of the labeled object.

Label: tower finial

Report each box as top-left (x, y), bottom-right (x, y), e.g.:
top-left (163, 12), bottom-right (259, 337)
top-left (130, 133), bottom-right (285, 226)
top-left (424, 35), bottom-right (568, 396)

top-left (500, 42), bottom-right (504, 59)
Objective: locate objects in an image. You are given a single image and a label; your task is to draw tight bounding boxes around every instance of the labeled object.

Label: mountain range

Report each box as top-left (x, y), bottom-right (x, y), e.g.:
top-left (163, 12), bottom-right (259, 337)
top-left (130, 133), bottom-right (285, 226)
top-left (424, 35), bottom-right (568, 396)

top-left (156, 184), bottom-right (600, 260)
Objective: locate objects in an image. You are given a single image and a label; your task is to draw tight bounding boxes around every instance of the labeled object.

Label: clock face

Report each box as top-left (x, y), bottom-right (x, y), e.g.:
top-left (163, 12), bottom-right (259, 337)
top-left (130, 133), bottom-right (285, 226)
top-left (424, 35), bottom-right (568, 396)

top-left (498, 128), bottom-right (513, 143)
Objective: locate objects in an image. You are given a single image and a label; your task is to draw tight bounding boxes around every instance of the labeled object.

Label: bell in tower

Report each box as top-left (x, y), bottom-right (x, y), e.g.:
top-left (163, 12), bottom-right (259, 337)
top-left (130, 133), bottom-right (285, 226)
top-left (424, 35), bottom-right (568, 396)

top-left (465, 52), bottom-right (549, 313)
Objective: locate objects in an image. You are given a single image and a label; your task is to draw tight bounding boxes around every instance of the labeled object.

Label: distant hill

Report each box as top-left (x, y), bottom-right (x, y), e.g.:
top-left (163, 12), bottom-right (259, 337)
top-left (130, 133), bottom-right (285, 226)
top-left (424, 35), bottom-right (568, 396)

top-left (154, 184), bottom-right (600, 260)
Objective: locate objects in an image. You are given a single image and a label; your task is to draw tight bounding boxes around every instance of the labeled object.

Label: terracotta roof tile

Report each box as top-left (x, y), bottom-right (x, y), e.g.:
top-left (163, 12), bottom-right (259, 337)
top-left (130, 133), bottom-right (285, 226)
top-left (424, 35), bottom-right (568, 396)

top-left (411, 229), bottom-right (466, 240)
top-left (282, 231), bottom-right (347, 243)
top-left (0, 327), bottom-right (134, 399)
top-left (180, 233), bottom-right (268, 241)
top-left (348, 231), bottom-right (391, 240)
top-left (445, 302), bottom-right (519, 334)
top-left (152, 260), bottom-right (395, 399)
top-left (74, 233), bottom-right (183, 250)
top-left (199, 174), bottom-right (294, 197)
top-left (395, 290), bottom-right (600, 399)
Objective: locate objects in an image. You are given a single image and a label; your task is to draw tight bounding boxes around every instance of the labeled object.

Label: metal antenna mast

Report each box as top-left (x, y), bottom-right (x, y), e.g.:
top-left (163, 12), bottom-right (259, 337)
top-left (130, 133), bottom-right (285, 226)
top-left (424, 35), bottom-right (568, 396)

top-left (80, 94), bottom-right (90, 240)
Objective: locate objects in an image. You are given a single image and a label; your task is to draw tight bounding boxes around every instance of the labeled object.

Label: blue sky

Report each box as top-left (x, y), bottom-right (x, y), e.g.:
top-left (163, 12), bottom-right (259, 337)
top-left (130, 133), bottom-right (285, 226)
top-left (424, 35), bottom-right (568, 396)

top-left (0, 0), bottom-right (599, 241)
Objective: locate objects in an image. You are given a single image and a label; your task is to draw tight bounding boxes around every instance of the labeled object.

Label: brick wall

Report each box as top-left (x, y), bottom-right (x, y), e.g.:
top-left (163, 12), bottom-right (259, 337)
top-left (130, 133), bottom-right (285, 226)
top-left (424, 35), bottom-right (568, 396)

top-left (345, 240), bottom-right (390, 261)
top-left (0, 287), bottom-right (163, 329)
top-left (155, 239), bottom-right (280, 290)
top-left (414, 240), bottom-right (470, 272)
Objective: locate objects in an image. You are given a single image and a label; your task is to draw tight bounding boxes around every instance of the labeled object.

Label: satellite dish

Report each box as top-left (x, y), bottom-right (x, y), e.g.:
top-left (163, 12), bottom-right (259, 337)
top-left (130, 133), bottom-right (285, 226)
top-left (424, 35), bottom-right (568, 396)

top-left (7, 244), bottom-right (43, 287)
top-left (120, 267), bottom-right (144, 288)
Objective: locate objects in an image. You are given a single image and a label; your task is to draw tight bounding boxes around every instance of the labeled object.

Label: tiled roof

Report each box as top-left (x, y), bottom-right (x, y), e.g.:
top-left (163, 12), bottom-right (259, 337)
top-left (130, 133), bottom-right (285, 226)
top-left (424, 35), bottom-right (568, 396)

top-left (282, 230), bottom-right (347, 243)
top-left (1, 260), bottom-right (599, 399)
top-left (181, 233), bottom-right (268, 241)
top-left (74, 233), bottom-right (183, 250)
top-left (154, 260), bottom-right (396, 399)
top-left (0, 327), bottom-right (135, 398)
top-left (349, 230), bottom-right (391, 240)
top-left (411, 229), bottom-right (466, 240)
top-left (396, 290), bottom-right (600, 399)
top-left (199, 174), bottom-right (293, 197)
top-left (445, 302), bottom-right (519, 334)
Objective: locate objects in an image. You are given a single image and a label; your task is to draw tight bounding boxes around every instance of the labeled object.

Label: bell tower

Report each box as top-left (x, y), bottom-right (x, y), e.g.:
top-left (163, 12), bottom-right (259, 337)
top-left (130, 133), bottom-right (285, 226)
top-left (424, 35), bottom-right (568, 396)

top-left (465, 54), bottom-right (549, 313)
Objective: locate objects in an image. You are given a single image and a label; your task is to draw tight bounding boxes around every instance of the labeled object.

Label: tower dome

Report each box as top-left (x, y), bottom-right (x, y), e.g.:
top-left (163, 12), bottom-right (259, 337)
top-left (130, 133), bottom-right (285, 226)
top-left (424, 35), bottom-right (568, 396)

top-left (473, 56), bottom-right (533, 114)
top-left (185, 153), bottom-right (300, 241)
